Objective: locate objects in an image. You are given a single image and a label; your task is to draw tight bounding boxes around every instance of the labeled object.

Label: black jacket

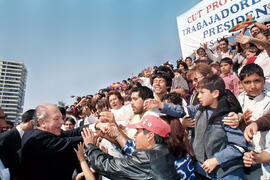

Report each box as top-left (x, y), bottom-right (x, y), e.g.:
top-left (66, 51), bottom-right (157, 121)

top-left (18, 127), bottom-right (84, 180)
top-left (0, 127), bottom-right (21, 179)
top-left (85, 143), bottom-right (179, 180)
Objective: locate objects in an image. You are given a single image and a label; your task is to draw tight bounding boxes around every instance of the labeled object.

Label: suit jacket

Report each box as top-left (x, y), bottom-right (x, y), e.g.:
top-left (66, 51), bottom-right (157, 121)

top-left (0, 127), bottom-right (21, 179)
top-left (18, 127), bottom-right (84, 180)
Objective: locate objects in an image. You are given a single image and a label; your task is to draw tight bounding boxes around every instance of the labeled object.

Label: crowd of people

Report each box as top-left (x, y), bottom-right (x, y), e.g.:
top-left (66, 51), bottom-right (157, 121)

top-left (0, 16), bottom-right (270, 180)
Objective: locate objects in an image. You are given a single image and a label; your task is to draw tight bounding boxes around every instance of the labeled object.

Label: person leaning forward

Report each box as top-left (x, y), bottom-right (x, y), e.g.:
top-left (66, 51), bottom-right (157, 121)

top-left (18, 104), bottom-right (85, 180)
top-left (82, 115), bottom-right (179, 180)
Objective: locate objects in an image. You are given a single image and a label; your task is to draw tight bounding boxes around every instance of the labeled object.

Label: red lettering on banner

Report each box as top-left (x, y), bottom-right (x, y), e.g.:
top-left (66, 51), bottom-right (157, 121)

top-left (212, 1), bottom-right (219, 10)
top-left (206, 4), bottom-right (212, 13)
top-left (206, 0), bottom-right (233, 14)
top-left (187, 9), bottom-right (203, 23)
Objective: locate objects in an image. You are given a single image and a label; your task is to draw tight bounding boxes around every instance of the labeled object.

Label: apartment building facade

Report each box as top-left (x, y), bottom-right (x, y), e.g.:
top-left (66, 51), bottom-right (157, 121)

top-left (0, 60), bottom-right (27, 122)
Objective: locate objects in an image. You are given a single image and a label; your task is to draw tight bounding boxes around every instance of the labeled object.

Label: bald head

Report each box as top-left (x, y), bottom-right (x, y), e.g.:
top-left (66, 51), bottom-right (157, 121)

top-left (35, 104), bottom-right (64, 136)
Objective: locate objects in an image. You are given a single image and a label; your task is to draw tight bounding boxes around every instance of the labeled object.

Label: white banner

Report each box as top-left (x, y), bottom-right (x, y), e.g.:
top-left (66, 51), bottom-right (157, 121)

top-left (177, 0), bottom-right (270, 58)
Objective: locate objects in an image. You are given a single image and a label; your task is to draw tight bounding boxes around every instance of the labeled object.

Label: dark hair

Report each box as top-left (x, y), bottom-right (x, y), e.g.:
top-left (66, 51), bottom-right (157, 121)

top-left (198, 76), bottom-right (242, 120)
top-left (106, 90), bottom-right (124, 108)
top-left (76, 97), bottom-right (82, 103)
top-left (193, 63), bottom-right (212, 77)
top-left (154, 65), bottom-right (174, 79)
top-left (262, 31), bottom-right (270, 38)
top-left (124, 95), bottom-right (131, 102)
top-left (162, 92), bottom-right (182, 106)
top-left (129, 81), bottom-right (142, 88)
top-left (6, 121), bottom-right (14, 128)
top-left (239, 63), bottom-right (264, 81)
top-left (177, 61), bottom-right (188, 71)
top-left (21, 109), bottom-right (35, 123)
top-left (196, 47), bottom-right (205, 55)
top-left (58, 107), bottom-right (66, 116)
top-left (185, 57), bottom-right (192, 62)
top-left (246, 46), bottom-right (259, 56)
top-left (151, 71), bottom-right (172, 90)
top-left (96, 99), bottom-right (108, 110)
top-left (64, 117), bottom-right (76, 125)
top-left (143, 129), bottom-right (167, 145)
top-left (173, 69), bottom-right (183, 75)
top-left (160, 116), bottom-right (194, 159)
top-left (197, 74), bottom-right (225, 96)
top-left (250, 25), bottom-right (260, 32)
top-left (220, 57), bottom-right (233, 65)
top-left (218, 37), bottom-right (228, 44)
top-left (162, 61), bottom-right (174, 70)
top-left (131, 86), bottom-right (154, 100)
top-left (77, 106), bottom-right (83, 116)
top-left (264, 21), bottom-right (270, 25)
top-left (236, 42), bottom-right (244, 53)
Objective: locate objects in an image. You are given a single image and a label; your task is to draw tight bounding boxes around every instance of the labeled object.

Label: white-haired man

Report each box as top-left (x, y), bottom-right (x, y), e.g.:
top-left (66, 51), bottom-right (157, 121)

top-left (19, 104), bottom-right (84, 180)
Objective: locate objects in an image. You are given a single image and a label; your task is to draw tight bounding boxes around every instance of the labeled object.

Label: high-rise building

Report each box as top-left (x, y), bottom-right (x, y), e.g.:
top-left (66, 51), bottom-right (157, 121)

top-left (0, 60), bottom-right (27, 122)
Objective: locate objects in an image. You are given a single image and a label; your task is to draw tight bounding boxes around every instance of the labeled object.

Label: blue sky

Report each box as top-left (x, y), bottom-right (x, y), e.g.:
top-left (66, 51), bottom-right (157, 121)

top-left (0, 0), bottom-right (200, 110)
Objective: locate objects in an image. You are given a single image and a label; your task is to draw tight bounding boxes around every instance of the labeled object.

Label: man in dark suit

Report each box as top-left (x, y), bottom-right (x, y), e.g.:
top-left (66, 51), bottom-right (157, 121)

top-left (18, 104), bottom-right (84, 180)
top-left (0, 109), bottom-right (35, 180)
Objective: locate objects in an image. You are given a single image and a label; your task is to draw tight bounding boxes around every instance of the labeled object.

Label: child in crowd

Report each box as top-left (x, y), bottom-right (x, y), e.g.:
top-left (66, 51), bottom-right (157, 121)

top-left (220, 58), bottom-right (240, 97)
top-left (238, 63), bottom-right (270, 179)
top-left (185, 57), bottom-right (194, 69)
top-left (210, 63), bottom-right (221, 76)
top-left (190, 75), bottom-right (246, 179)
top-left (244, 46), bottom-right (259, 65)
top-left (145, 74), bottom-right (247, 179)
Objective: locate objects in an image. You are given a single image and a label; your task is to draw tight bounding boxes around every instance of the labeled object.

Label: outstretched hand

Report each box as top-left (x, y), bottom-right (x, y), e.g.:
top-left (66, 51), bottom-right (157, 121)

top-left (74, 142), bottom-right (85, 163)
top-left (106, 123), bottom-right (120, 139)
top-left (99, 111), bottom-right (116, 123)
top-left (236, 34), bottom-right (250, 44)
top-left (81, 128), bottom-right (97, 146)
top-left (143, 99), bottom-right (163, 111)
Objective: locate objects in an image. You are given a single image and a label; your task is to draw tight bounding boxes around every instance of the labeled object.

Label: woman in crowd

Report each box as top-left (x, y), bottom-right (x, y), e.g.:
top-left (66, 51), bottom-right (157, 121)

top-left (63, 117), bottom-right (76, 131)
top-left (107, 90), bottom-right (134, 124)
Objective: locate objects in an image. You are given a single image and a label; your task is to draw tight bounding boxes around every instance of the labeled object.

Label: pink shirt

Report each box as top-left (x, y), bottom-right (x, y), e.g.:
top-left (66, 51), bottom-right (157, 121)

top-left (220, 72), bottom-right (240, 97)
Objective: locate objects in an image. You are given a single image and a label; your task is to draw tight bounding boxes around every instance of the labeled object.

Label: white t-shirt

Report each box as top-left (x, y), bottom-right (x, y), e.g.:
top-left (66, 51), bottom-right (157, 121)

top-left (255, 50), bottom-right (270, 90)
top-left (111, 104), bottom-right (134, 124)
top-left (238, 90), bottom-right (270, 153)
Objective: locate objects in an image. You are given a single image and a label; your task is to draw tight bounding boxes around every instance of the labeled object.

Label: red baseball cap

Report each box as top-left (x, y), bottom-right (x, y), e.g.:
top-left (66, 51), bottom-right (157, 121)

top-left (127, 115), bottom-right (170, 137)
